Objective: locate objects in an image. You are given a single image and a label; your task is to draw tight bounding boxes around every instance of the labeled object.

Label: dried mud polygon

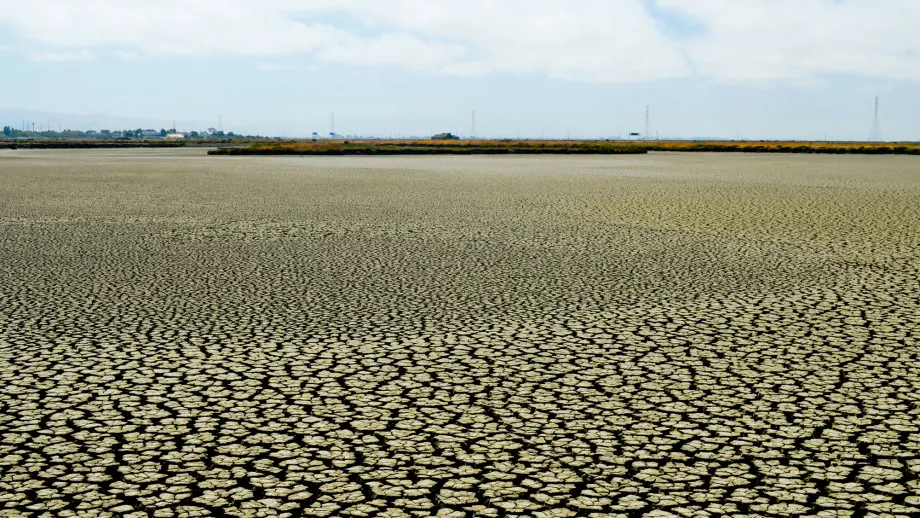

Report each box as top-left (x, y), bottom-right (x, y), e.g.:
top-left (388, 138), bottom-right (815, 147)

top-left (1, 150), bottom-right (918, 517)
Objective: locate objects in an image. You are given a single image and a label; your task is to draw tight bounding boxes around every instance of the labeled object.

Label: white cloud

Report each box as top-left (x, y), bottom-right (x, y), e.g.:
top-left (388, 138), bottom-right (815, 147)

top-left (1, 0), bottom-right (918, 83)
top-left (658, 0), bottom-right (920, 83)
top-left (315, 32), bottom-right (467, 70)
top-left (114, 50), bottom-right (140, 61)
top-left (256, 62), bottom-right (300, 72)
top-left (29, 49), bottom-right (94, 62)
top-left (0, 1), bottom-right (348, 57)
top-left (326, 0), bottom-right (688, 81)
top-left (0, 0), bottom-right (687, 81)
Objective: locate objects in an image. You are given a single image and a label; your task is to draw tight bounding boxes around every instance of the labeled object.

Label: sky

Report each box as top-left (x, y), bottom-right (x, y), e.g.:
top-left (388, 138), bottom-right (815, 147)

top-left (0, 0), bottom-right (918, 140)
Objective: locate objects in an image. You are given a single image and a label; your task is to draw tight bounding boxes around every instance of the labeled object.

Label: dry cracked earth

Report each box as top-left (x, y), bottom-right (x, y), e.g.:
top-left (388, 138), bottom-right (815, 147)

top-left (1, 149), bottom-right (919, 518)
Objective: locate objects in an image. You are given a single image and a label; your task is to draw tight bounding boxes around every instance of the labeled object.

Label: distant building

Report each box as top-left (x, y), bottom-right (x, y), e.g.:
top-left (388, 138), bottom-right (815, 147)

top-left (141, 129), bottom-right (160, 138)
top-left (165, 133), bottom-right (185, 140)
top-left (431, 132), bottom-right (459, 140)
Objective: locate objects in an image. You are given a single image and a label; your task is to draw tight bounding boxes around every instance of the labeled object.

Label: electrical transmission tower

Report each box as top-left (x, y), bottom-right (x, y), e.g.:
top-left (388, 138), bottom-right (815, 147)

top-left (645, 105), bottom-right (650, 141)
top-left (869, 97), bottom-right (881, 142)
top-left (471, 109), bottom-right (476, 140)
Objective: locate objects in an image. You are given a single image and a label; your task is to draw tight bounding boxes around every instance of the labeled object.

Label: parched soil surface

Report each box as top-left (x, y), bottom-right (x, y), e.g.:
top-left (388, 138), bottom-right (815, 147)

top-left (1, 150), bottom-right (919, 517)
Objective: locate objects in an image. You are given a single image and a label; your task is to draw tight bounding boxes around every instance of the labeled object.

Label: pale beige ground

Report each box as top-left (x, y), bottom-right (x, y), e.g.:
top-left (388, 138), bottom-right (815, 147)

top-left (1, 149), bottom-right (919, 517)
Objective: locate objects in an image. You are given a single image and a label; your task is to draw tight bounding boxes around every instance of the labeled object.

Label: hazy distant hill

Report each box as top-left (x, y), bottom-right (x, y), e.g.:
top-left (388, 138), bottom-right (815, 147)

top-left (0, 108), bottom-right (216, 133)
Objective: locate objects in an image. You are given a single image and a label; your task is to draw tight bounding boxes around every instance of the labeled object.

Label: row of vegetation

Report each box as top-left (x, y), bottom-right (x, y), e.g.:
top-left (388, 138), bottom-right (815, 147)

top-left (645, 141), bottom-right (920, 155)
top-left (208, 139), bottom-right (920, 156)
top-left (208, 140), bottom-right (648, 156)
top-left (4, 138), bottom-right (918, 155)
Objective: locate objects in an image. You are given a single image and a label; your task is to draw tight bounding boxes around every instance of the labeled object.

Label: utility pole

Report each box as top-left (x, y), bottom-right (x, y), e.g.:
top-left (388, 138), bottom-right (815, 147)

top-left (330, 111), bottom-right (335, 138)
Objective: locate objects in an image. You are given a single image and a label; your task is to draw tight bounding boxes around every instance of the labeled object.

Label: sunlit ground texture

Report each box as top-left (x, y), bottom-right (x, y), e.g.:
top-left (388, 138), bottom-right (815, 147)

top-left (1, 149), bottom-right (919, 517)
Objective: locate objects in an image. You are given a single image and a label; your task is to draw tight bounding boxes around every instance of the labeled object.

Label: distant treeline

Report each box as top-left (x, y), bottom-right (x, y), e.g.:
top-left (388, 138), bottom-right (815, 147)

top-left (0, 139), bottom-right (242, 150)
top-left (208, 139), bottom-right (920, 156)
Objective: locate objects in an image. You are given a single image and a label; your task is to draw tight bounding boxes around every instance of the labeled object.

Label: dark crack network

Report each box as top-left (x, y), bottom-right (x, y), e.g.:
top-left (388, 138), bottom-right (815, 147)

top-left (1, 150), bottom-right (918, 517)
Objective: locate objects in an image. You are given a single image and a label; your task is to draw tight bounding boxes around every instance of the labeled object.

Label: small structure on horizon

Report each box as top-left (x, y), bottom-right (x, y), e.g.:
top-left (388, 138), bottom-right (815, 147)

top-left (431, 132), bottom-right (460, 140)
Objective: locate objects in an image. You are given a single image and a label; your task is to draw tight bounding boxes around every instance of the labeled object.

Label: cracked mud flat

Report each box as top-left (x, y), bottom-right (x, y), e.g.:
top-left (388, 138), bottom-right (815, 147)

top-left (1, 149), bottom-right (919, 518)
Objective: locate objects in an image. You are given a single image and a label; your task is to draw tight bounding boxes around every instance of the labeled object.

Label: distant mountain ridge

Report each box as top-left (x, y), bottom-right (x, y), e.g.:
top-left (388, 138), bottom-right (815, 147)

top-left (0, 108), bottom-right (217, 133)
